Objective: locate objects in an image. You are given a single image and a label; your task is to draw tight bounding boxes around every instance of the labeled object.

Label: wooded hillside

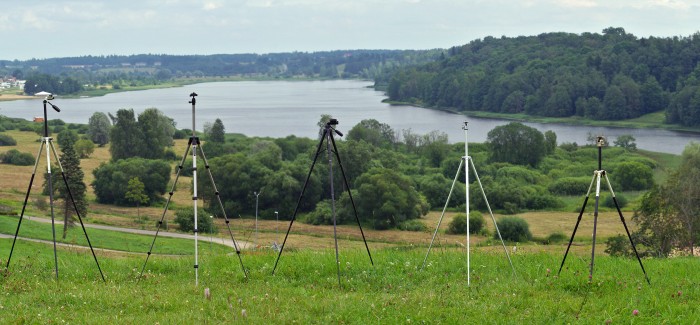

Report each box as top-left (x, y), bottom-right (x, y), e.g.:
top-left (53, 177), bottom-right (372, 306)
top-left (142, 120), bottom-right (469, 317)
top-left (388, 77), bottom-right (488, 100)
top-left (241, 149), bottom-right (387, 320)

top-left (379, 27), bottom-right (700, 127)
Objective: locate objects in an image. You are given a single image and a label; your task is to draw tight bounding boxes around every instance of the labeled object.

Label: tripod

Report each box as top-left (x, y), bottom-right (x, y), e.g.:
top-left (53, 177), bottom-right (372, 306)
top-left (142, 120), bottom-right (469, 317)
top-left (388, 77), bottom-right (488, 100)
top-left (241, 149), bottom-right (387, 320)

top-left (558, 136), bottom-right (650, 284)
top-left (5, 95), bottom-right (105, 282)
top-left (422, 122), bottom-right (515, 286)
top-left (139, 92), bottom-right (246, 286)
top-left (272, 118), bottom-right (373, 286)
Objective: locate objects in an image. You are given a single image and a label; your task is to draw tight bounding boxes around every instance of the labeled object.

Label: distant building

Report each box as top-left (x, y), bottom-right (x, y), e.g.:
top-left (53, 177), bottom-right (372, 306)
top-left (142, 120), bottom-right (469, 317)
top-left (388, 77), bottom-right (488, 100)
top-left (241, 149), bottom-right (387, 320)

top-left (33, 117), bottom-right (45, 123)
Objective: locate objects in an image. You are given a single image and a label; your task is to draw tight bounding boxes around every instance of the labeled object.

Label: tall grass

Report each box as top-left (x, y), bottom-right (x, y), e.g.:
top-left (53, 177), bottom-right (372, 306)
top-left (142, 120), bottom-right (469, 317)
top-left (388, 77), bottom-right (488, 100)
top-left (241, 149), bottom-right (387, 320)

top-left (1, 239), bottom-right (698, 323)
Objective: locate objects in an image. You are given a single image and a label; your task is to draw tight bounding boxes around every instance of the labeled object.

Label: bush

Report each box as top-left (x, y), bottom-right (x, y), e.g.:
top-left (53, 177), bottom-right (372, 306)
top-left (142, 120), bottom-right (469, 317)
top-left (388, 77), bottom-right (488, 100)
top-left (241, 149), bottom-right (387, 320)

top-left (495, 216), bottom-right (532, 242)
top-left (300, 200), bottom-right (334, 225)
top-left (92, 158), bottom-right (171, 206)
top-left (604, 234), bottom-right (632, 257)
top-left (548, 176), bottom-right (591, 195)
top-left (397, 219), bottom-right (427, 232)
top-left (0, 134), bottom-right (17, 146)
top-left (545, 232), bottom-right (567, 244)
top-left (603, 193), bottom-right (628, 209)
top-left (447, 211), bottom-right (484, 235)
top-left (74, 139), bottom-right (96, 158)
top-left (174, 208), bottom-right (216, 233)
top-left (0, 149), bottom-right (34, 166)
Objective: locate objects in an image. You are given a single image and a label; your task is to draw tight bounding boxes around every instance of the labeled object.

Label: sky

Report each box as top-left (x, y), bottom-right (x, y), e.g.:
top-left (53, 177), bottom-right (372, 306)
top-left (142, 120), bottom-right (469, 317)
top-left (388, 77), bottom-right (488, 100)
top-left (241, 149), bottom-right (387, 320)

top-left (1, 0), bottom-right (699, 61)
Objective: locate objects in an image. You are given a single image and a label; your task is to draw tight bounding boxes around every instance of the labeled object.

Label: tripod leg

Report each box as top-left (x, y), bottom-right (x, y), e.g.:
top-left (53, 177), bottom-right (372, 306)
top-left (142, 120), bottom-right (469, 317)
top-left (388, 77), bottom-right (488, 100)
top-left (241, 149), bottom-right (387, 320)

top-left (421, 158), bottom-right (463, 271)
top-left (6, 141), bottom-right (45, 272)
top-left (46, 139), bottom-right (59, 281)
top-left (329, 133), bottom-right (373, 266)
top-left (558, 173), bottom-right (596, 275)
top-left (139, 138), bottom-right (192, 281)
top-left (197, 144), bottom-right (247, 277)
top-left (327, 133), bottom-right (342, 286)
top-left (49, 141), bottom-right (106, 282)
top-left (603, 173), bottom-right (651, 284)
top-left (469, 158), bottom-right (515, 276)
top-left (590, 172), bottom-right (602, 281)
top-left (272, 130), bottom-right (327, 275)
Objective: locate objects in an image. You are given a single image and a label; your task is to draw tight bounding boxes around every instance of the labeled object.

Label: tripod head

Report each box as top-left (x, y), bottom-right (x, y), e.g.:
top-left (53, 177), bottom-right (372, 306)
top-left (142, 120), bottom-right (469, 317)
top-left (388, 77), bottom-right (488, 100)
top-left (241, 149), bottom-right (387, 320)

top-left (325, 118), bottom-right (343, 137)
top-left (596, 136), bottom-right (606, 170)
top-left (41, 94), bottom-right (61, 137)
top-left (189, 92), bottom-right (198, 105)
top-left (462, 121), bottom-right (468, 130)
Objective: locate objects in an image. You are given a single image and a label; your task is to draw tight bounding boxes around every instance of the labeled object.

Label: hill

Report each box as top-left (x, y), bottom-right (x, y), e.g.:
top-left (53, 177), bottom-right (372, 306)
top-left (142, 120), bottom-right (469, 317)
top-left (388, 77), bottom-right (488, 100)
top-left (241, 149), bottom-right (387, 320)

top-left (379, 27), bottom-right (700, 128)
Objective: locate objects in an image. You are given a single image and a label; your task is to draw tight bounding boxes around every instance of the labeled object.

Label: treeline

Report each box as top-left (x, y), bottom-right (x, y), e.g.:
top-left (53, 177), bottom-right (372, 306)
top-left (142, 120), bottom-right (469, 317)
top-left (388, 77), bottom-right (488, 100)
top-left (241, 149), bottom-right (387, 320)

top-left (380, 27), bottom-right (700, 127)
top-left (2, 50), bottom-right (441, 94)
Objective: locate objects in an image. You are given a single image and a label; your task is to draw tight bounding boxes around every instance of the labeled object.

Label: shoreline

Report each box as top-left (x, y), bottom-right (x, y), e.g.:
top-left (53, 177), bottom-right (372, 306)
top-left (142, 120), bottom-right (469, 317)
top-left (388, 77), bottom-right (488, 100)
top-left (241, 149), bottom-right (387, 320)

top-left (383, 99), bottom-right (700, 135)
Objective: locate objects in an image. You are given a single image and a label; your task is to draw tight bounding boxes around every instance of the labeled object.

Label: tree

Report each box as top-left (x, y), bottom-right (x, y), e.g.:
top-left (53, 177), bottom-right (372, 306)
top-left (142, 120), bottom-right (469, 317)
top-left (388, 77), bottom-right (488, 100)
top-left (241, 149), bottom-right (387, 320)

top-left (52, 130), bottom-right (88, 239)
top-left (208, 118), bottom-right (225, 143)
top-left (137, 108), bottom-right (175, 160)
top-left (109, 109), bottom-right (144, 160)
top-left (74, 139), bottom-right (96, 158)
top-left (92, 158), bottom-right (170, 206)
top-left (613, 134), bottom-right (637, 150)
top-left (347, 167), bottom-right (429, 230)
top-left (87, 112), bottom-right (112, 147)
top-left (125, 177), bottom-right (149, 218)
top-left (487, 122), bottom-right (546, 166)
top-left (346, 119), bottom-right (396, 148)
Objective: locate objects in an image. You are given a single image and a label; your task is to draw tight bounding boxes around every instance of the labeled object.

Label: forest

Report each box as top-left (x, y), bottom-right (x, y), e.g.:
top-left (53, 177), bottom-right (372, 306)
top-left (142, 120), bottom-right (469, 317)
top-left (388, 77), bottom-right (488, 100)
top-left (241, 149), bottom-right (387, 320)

top-left (1, 50), bottom-right (440, 95)
top-left (378, 27), bottom-right (700, 127)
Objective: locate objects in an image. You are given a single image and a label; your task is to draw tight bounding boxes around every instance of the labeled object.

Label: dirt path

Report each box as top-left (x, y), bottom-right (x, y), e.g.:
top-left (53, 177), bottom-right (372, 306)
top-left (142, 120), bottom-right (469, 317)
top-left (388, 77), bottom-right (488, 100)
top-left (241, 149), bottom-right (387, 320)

top-left (8, 216), bottom-right (252, 250)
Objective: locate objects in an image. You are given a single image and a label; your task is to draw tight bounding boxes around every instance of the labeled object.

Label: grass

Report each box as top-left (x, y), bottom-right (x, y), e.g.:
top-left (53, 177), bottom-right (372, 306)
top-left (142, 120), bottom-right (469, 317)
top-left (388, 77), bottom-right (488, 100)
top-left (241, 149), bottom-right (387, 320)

top-left (0, 239), bottom-right (698, 323)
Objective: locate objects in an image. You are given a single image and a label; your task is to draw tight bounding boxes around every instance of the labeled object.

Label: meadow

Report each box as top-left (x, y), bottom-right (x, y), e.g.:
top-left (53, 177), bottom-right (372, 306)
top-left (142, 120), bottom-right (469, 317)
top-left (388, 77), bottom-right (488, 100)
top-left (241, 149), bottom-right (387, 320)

top-left (1, 238), bottom-right (698, 323)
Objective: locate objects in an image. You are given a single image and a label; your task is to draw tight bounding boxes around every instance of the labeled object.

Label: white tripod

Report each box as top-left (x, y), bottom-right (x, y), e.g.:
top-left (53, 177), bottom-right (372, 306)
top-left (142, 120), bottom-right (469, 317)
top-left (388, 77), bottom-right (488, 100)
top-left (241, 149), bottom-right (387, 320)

top-left (422, 121), bottom-right (515, 285)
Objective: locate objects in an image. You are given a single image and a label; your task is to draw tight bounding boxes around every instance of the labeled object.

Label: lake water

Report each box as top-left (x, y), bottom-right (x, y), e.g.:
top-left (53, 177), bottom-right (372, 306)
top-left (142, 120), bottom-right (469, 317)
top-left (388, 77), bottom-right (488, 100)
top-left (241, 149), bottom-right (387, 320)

top-left (1, 80), bottom-right (699, 155)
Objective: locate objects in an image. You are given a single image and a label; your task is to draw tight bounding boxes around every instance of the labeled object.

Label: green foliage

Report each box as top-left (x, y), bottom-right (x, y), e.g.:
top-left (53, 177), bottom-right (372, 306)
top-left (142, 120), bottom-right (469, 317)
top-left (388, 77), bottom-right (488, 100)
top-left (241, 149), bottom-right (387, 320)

top-left (0, 149), bottom-right (34, 166)
top-left (611, 161), bottom-right (654, 191)
top-left (545, 232), bottom-right (567, 245)
top-left (207, 118), bottom-right (226, 143)
top-left (125, 177), bottom-right (150, 206)
top-left (548, 176), bottom-right (592, 195)
top-left (487, 122), bottom-right (546, 167)
top-left (351, 167), bottom-right (429, 230)
top-left (603, 193), bottom-right (628, 209)
top-left (92, 158), bottom-right (170, 206)
top-left (173, 208), bottom-right (216, 233)
top-left (604, 234), bottom-right (634, 257)
top-left (613, 134), bottom-right (637, 150)
top-left (0, 134), bottom-right (17, 146)
top-left (495, 216), bottom-right (532, 242)
top-left (346, 119), bottom-right (395, 148)
top-left (87, 112), bottom-right (111, 146)
top-left (109, 108), bottom-right (175, 160)
top-left (397, 219), bottom-right (427, 231)
top-left (74, 138), bottom-right (95, 158)
top-left (383, 29), bottom-right (700, 124)
top-left (447, 211), bottom-right (484, 235)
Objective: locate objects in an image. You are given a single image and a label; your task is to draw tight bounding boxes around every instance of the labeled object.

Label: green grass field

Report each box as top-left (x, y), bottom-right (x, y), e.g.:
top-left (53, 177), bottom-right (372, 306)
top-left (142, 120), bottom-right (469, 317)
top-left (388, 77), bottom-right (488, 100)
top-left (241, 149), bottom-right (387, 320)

top-left (1, 239), bottom-right (698, 323)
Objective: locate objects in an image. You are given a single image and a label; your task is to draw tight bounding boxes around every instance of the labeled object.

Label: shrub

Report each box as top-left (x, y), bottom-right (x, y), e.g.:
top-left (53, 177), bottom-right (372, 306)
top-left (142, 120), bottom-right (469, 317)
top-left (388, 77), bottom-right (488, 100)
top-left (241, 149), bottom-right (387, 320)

top-left (0, 149), bottom-right (34, 166)
top-left (545, 232), bottom-right (567, 244)
top-left (74, 139), bottom-right (96, 158)
top-left (300, 200), bottom-right (334, 225)
top-left (0, 134), bottom-right (17, 146)
top-left (447, 211), bottom-right (484, 235)
top-left (174, 208), bottom-right (216, 233)
top-left (603, 193), bottom-right (628, 209)
top-left (604, 234), bottom-right (632, 257)
top-left (397, 219), bottom-right (427, 232)
top-left (495, 216), bottom-right (532, 242)
top-left (548, 176), bottom-right (591, 195)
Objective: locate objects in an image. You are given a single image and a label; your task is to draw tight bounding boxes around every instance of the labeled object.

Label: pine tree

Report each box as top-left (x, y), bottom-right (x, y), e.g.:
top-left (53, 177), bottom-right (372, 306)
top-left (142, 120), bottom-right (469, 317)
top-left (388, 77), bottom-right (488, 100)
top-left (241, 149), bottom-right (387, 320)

top-left (54, 130), bottom-right (88, 239)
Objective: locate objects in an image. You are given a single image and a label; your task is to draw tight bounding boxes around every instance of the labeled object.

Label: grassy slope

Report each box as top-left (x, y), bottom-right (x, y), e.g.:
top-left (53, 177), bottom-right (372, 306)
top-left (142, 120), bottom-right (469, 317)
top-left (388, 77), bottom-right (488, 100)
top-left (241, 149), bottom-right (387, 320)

top-left (1, 240), bottom-right (698, 323)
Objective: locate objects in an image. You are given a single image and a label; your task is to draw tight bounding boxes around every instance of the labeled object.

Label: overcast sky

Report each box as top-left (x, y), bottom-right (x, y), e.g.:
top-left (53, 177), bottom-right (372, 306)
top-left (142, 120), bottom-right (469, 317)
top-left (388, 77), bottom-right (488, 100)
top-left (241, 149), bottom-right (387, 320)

top-left (1, 0), bottom-right (699, 60)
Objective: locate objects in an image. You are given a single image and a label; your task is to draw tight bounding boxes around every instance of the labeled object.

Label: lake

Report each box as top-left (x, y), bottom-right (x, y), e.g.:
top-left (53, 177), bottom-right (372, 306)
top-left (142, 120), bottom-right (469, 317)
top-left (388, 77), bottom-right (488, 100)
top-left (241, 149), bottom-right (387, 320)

top-left (1, 80), bottom-right (699, 155)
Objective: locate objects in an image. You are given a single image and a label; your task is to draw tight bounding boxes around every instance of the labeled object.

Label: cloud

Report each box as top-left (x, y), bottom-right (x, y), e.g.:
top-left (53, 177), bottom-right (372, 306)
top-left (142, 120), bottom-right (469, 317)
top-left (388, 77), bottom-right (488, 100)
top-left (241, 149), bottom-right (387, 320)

top-left (203, 1), bottom-right (224, 10)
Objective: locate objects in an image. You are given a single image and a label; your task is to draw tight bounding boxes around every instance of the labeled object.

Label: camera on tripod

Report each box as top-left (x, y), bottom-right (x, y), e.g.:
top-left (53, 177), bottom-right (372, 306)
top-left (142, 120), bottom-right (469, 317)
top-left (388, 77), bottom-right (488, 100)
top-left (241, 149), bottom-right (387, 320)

top-left (327, 118), bottom-right (339, 126)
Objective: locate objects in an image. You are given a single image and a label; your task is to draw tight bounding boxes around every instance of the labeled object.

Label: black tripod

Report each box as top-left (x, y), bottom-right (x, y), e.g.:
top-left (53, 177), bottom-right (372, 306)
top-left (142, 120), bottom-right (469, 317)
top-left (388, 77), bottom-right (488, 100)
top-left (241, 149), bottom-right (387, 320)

top-left (5, 95), bottom-right (105, 282)
top-left (138, 92), bottom-right (246, 286)
top-left (272, 118), bottom-right (373, 286)
top-left (558, 136), bottom-right (650, 284)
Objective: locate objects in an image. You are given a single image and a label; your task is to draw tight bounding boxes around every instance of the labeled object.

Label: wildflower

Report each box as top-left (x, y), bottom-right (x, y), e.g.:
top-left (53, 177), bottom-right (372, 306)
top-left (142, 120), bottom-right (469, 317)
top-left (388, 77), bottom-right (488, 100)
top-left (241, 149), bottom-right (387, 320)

top-left (241, 309), bottom-right (247, 318)
top-left (204, 288), bottom-right (211, 300)
top-left (632, 309), bottom-right (639, 316)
